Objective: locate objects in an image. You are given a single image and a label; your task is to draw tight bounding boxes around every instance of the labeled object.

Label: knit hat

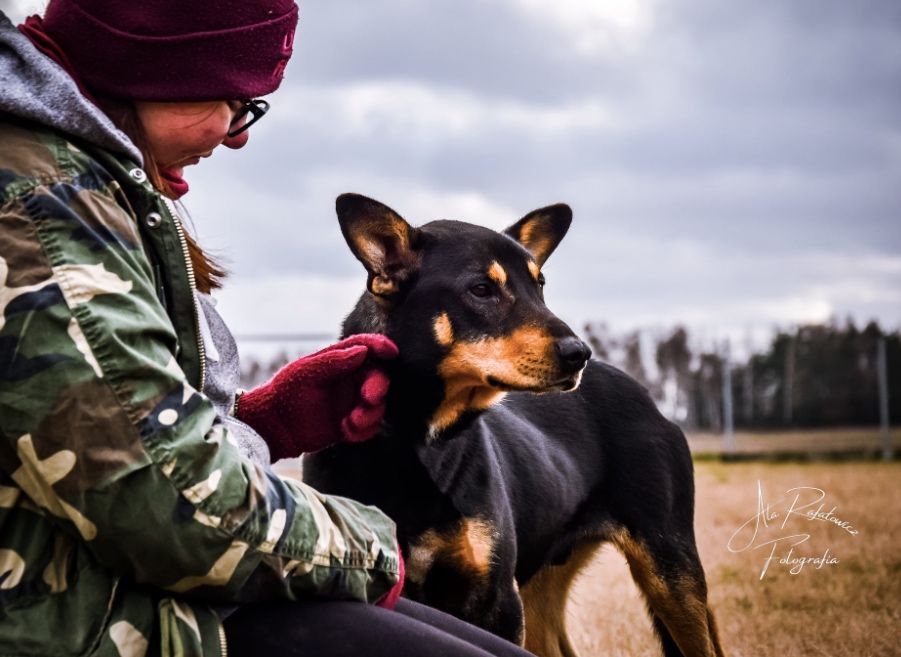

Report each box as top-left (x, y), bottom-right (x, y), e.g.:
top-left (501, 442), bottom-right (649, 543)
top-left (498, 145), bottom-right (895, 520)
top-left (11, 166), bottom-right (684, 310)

top-left (40, 0), bottom-right (299, 101)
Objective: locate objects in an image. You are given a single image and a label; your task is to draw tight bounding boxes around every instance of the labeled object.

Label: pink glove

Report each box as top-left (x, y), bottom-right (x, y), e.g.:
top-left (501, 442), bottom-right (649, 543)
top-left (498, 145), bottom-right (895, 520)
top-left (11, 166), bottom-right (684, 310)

top-left (236, 334), bottom-right (398, 460)
top-left (376, 546), bottom-right (405, 610)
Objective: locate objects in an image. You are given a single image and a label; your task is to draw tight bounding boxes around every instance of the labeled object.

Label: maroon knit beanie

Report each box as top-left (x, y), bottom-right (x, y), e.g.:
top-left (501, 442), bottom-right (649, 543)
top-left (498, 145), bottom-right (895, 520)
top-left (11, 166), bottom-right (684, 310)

top-left (40, 0), bottom-right (299, 101)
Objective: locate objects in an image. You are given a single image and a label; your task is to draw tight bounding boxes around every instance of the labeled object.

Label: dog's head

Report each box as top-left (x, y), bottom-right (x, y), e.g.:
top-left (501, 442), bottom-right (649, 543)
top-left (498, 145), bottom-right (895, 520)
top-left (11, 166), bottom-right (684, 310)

top-left (338, 193), bottom-right (591, 437)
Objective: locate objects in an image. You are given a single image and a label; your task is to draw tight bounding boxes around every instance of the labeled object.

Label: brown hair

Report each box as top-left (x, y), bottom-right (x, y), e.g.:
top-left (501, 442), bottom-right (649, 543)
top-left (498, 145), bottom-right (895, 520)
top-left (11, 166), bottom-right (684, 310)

top-left (97, 96), bottom-right (227, 293)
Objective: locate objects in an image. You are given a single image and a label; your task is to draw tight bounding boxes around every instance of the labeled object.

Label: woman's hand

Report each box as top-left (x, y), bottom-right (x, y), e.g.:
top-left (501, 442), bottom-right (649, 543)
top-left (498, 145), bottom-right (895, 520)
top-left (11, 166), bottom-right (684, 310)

top-left (236, 334), bottom-right (399, 460)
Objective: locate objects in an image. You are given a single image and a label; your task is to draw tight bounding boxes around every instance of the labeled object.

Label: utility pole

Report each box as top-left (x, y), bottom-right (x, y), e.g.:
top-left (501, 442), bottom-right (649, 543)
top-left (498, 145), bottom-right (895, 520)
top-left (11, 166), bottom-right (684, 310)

top-left (722, 340), bottom-right (734, 455)
top-left (743, 359), bottom-right (754, 426)
top-left (877, 337), bottom-right (892, 460)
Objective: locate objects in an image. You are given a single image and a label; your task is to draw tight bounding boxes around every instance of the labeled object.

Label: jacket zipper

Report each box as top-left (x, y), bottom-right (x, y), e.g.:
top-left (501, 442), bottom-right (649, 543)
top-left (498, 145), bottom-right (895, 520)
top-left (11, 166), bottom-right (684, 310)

top-left (161, 197), bottom-right (220, 656)
top-left (218, 621), bottom-right (228, 657)
top-left (162, 197), bottom-right (207, 393)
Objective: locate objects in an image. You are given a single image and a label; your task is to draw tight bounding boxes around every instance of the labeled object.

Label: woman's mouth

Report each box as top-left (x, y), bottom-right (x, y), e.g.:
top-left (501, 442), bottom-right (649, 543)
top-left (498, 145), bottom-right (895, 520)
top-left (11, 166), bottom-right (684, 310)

top-left (172, 154), bottom-right (206, 168)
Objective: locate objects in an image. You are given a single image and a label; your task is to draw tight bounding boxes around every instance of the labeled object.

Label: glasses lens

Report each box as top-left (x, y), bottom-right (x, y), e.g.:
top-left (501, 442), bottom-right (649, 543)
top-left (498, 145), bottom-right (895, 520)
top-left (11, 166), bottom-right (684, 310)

top-left (228, 100), bottom-right (270, 138)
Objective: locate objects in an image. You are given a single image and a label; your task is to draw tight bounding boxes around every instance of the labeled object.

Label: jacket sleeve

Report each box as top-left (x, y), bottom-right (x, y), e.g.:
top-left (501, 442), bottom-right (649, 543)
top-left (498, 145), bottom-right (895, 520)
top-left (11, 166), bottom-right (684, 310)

top-left (0, 164), bottom-right (399, 604)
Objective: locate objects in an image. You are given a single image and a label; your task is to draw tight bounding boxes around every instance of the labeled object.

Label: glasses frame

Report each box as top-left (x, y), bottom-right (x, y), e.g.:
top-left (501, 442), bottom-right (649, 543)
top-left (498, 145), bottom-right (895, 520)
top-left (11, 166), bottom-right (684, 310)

top-left (227, 99), bottom-right (270, 138)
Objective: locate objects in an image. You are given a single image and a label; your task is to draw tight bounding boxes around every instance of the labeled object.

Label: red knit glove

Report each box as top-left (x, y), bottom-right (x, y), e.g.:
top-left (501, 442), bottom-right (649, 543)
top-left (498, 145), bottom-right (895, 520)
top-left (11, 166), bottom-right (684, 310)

top-left (236, 335), bottom-right (398, 460)
top-left (376, 546), bottom-right (405, 610)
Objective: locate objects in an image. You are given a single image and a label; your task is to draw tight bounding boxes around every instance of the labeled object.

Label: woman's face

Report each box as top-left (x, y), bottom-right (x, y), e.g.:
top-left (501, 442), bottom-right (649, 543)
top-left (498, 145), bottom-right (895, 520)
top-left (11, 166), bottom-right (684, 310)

top-left (134, 100), bottom-right (249, 175)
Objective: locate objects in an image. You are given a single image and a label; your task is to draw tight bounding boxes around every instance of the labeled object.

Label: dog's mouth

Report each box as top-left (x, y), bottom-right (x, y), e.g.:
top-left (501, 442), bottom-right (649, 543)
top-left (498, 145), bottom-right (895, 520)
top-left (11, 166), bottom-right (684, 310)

top-left (486, 371), bottom-right (583, 393)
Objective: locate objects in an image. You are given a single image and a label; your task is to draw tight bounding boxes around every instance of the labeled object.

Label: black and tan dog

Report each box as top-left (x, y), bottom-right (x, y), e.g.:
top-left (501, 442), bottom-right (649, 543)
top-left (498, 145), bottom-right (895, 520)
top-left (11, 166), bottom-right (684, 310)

top-left (303, 194), bottom-right (724, 657)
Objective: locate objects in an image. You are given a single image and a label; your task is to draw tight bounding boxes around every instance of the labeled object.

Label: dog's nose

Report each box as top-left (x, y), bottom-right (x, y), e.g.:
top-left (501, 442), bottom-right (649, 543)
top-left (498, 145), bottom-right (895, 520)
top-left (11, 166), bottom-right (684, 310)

top-left (555, 337), bottom-right (592, 372)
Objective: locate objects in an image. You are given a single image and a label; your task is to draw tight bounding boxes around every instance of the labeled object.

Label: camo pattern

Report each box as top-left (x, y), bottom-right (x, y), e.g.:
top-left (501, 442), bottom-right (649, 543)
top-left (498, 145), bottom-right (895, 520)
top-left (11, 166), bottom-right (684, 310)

top-left (0, 119), bottom-right (400, 657)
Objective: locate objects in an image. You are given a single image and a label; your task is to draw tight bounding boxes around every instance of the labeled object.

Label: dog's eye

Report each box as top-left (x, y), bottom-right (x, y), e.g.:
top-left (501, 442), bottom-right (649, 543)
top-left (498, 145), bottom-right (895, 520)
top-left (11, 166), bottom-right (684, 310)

top-left (537, 273), bottom-right (546, 288)
top-left (470, 283), bottom-right (493, 298)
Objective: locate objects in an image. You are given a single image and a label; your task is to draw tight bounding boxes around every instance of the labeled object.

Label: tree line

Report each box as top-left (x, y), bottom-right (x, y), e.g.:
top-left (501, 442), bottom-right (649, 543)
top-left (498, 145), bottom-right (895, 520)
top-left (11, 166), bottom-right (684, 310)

top-left (583, 320), bottom-right (899, 431)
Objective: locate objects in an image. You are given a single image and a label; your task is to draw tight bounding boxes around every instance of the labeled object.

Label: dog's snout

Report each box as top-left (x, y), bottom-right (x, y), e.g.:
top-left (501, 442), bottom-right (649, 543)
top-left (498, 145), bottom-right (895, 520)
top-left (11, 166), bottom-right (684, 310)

top-left (555, 337), bottom-right (592, 371)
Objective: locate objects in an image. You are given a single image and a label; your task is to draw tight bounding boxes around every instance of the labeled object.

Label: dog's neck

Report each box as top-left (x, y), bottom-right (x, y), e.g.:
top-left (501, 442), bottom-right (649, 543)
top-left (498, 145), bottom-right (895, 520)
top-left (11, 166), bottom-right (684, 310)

top-left (343, 293), bottom-right (490, 442)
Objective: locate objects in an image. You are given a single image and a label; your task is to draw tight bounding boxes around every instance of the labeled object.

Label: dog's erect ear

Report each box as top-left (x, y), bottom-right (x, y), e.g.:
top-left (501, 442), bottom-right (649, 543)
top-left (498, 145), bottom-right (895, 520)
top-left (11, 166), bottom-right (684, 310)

top-left (337, 193), bottom-right (421, 297)
top-left (503, 204), bottom-right (572, 267)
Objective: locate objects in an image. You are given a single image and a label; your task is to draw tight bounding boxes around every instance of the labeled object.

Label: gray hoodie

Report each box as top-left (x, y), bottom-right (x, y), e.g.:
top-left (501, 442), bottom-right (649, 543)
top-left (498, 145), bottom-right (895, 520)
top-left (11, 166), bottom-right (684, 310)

top-left (0, 11), bottom-right (272, 465)
top-left (0, 11), bottom-right (140, 162)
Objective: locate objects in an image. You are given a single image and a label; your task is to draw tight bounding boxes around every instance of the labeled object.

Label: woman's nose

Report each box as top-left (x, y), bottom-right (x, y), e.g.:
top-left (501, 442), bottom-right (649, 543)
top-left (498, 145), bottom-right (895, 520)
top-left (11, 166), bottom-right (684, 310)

top-left (222, 129), bottom-right (250, 150)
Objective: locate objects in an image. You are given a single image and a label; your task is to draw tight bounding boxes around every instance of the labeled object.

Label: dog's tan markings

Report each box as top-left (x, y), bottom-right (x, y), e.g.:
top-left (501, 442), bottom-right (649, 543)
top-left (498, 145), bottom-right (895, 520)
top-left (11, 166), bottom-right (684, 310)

top-left (351, 213), bottom-right (421, 297)
top-left (407, 529), bottom-right (442, 584)
top-left (487, 261), bottom-right (507, 287)
top-left (453, 518), bottom-right (495, 581)
top-left (429, 386), bottom-right (506, 438)
top-left (611, 529), bottom-right (724, 657)
top-left (406, 520), bottom-right (496, 586)
top-left (527, 260), bottom-right (541, 281)
top-left (352, 213), bottom-right (415, 262)
top-left (429, 326), bottom-right (560, 436)
top-left (521, 541), bottom-right (599, 657)
top-left (353, 235), bottom-right (383, 271)
top-left (518, 222), bottom-right (555, 266)
top-left (433, 312), bottom-right (454, 347)
top-left (370, 276), bottom-right (398, 296)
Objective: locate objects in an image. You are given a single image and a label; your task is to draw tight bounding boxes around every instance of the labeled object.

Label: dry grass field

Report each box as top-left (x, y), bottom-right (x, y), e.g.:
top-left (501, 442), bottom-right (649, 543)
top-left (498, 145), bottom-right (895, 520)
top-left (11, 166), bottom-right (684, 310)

top-left (567, 461), bottom-right (901, 657)
top-left (685, 428), bottom-right (900, 460)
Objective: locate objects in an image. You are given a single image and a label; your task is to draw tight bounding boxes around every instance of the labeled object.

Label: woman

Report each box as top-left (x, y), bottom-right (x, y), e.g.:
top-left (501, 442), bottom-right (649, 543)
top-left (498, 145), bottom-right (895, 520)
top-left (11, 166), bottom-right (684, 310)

top-left (0, 3), bottom-right (537, 656)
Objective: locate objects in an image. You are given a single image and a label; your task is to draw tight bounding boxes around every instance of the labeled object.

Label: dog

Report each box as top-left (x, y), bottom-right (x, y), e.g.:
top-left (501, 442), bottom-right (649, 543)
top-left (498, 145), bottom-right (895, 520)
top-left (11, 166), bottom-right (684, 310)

top-left (303, 193), bottom-right (725, 657)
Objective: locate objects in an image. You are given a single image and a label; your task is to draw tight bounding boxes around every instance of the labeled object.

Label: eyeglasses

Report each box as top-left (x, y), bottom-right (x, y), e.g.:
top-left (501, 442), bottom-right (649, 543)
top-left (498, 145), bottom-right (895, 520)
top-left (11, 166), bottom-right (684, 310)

top-left (227, 99), bottom-right (270, 138)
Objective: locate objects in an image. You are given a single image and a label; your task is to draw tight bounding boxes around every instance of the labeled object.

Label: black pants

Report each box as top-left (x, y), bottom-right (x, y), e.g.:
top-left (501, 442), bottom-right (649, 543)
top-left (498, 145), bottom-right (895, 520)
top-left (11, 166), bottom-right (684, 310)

top-left (223, 598), bottom-right (536, 657)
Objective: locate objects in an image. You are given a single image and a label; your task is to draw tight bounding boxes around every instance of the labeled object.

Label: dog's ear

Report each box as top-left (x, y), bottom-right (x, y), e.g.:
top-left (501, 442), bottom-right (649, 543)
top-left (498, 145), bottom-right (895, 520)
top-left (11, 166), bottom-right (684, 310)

top-left (503, 204), bottom-right (572, 267)
top-left (337, 193), bottom-right (421, 297)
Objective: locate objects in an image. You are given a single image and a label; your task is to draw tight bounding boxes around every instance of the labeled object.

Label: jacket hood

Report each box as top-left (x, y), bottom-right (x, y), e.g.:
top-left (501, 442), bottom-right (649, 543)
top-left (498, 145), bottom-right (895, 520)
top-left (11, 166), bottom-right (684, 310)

top-left (0, 12), bottom-right (142, 164)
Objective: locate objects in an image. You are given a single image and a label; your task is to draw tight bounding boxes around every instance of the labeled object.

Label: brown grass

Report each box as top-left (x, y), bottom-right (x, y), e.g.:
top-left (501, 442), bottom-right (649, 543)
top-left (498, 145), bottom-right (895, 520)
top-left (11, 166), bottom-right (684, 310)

top-left (567, 461), bottom-right (901, 656)
top-left (686, 427), bottom-right (900, 458)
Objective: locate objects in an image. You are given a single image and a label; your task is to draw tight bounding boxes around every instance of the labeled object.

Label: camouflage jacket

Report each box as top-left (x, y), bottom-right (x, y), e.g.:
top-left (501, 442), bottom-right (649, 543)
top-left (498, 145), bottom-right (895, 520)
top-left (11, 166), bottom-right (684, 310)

top-left (0, 27), bottom-right (400, 657)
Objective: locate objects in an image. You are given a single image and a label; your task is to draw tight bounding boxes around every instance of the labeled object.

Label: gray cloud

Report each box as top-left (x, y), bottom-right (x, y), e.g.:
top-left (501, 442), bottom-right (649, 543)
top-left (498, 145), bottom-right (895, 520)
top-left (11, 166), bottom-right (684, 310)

top-left (290, 0), bottom-right (638, 103)
top-left (198, 0), bottom-right (900, 264)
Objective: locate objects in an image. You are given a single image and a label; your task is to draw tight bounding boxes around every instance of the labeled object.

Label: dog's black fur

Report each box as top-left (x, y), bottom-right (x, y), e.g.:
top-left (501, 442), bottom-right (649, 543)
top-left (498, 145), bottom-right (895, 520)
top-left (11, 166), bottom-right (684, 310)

top-left (304, 194), bottom-right (724, 657)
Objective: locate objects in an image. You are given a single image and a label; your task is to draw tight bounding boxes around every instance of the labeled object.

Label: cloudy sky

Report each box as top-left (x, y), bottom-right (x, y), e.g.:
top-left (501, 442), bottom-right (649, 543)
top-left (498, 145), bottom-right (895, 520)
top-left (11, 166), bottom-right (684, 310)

top-left (4, 0), bottom-right (900, 361)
